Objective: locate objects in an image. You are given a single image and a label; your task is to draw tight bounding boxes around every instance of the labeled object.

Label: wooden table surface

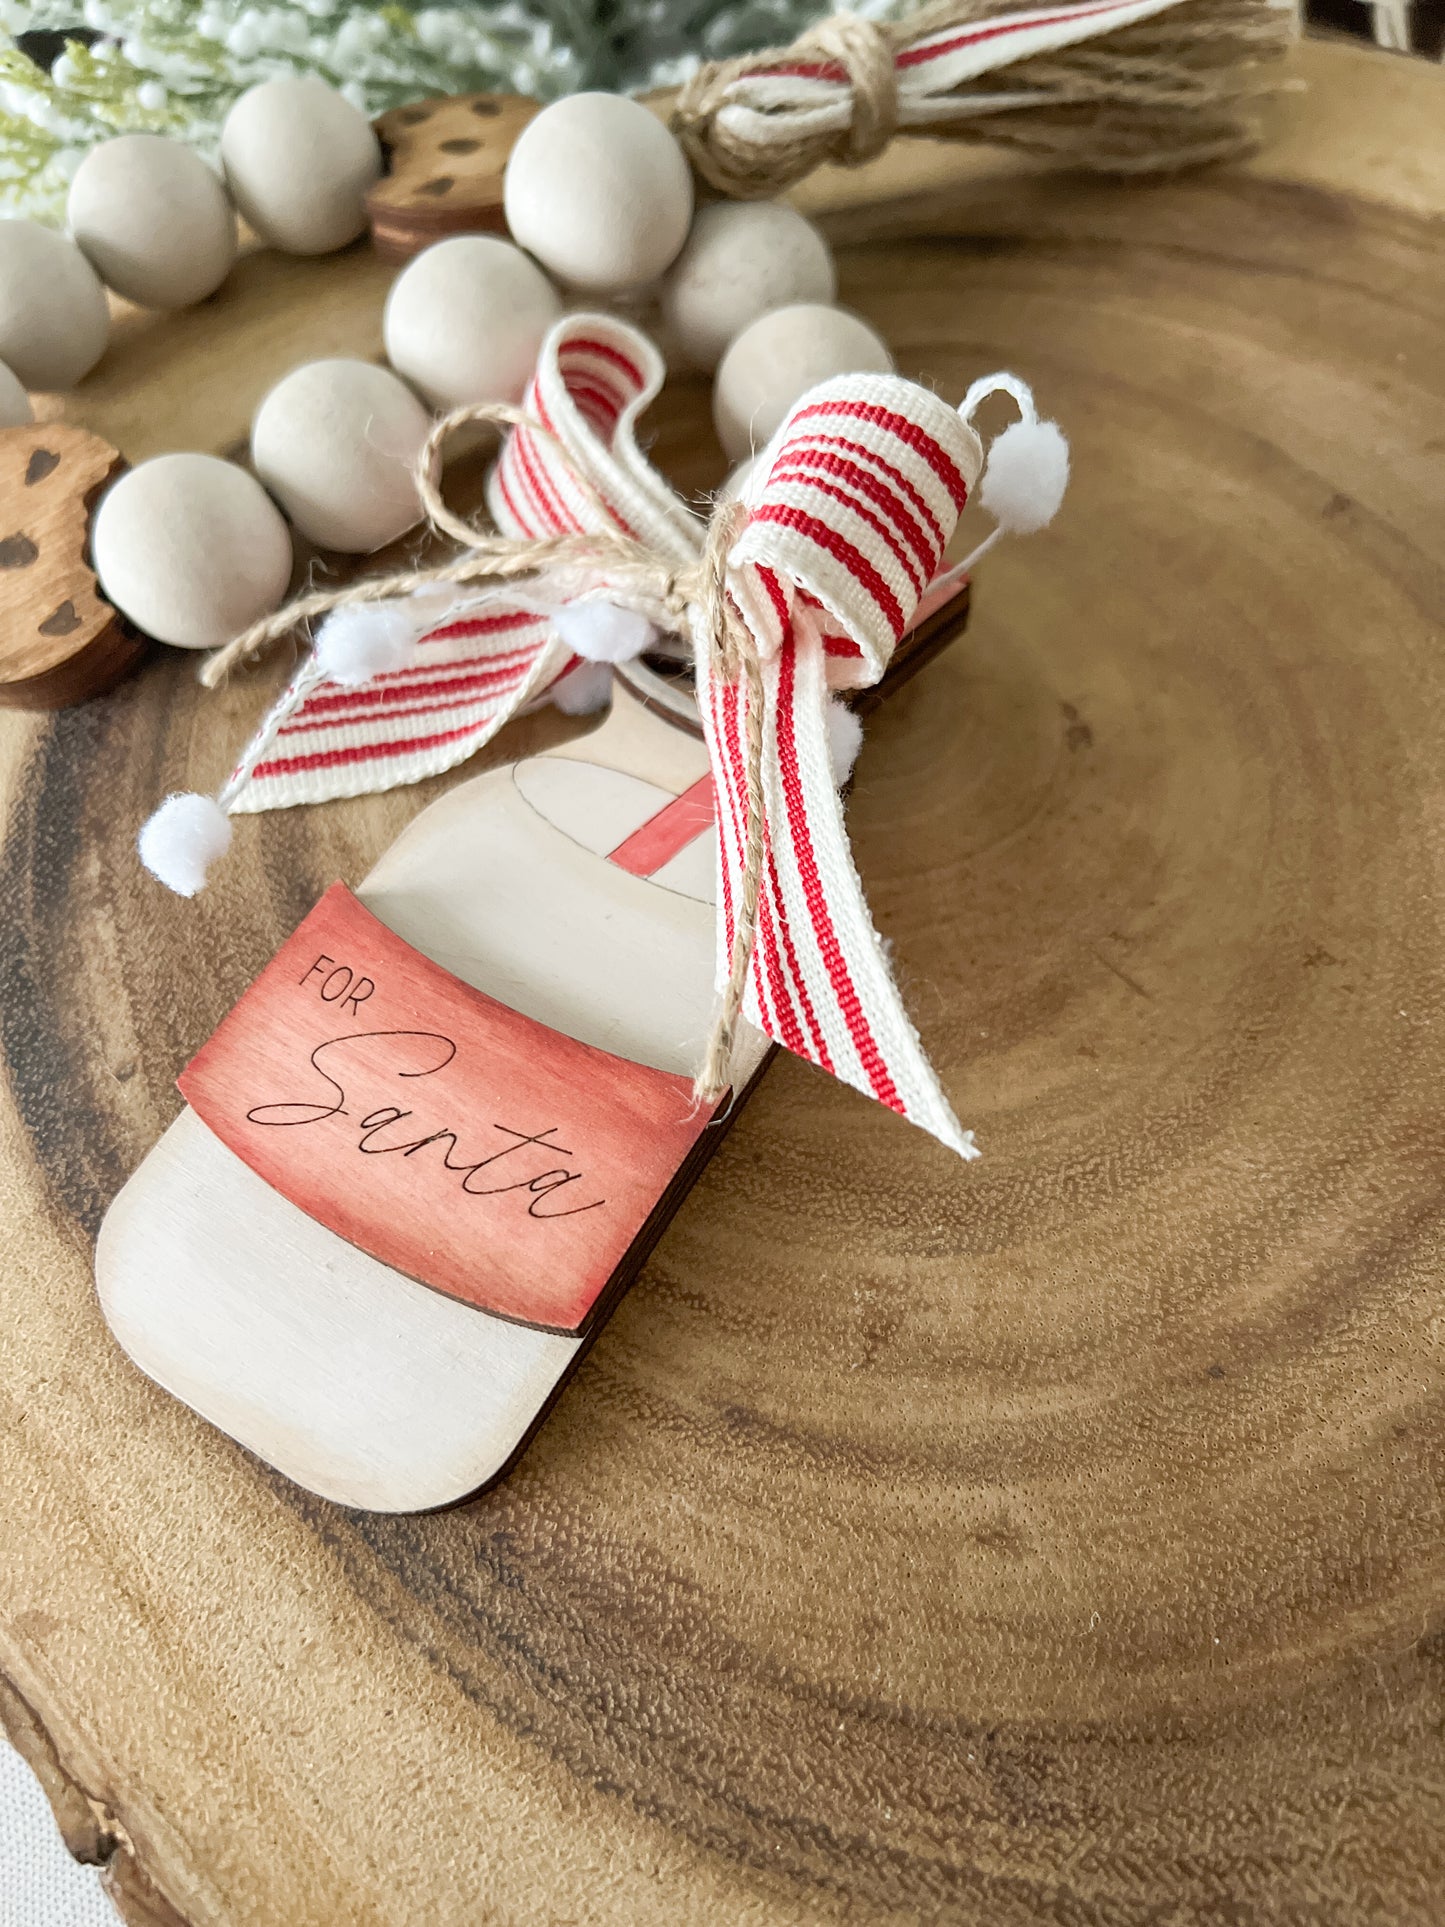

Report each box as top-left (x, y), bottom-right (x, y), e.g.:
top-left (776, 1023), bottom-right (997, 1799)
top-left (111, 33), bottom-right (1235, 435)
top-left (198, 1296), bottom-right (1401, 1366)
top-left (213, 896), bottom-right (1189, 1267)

top-left (2, 38), bottom-right (1443, 1927)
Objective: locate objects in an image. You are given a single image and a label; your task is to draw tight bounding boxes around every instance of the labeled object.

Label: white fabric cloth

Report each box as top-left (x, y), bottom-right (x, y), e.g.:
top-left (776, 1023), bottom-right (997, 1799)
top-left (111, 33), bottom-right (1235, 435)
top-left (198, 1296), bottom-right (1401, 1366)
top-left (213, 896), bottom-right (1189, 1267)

top-left (0, 1735), bottom-right (116, 1927)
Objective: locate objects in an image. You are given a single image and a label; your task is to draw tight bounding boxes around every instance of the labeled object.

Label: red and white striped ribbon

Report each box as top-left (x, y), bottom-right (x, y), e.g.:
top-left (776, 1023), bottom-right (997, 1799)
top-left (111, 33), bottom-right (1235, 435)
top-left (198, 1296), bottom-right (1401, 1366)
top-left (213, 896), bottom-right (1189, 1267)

top-left (229, 315), bottom-right (692, 816)
top-left (222, 313), bottom-right (984, 1153)
top-left (709, 0), bottom-right (1194, 147)
top-left (226, 606), bottom-right (568, 814)
top-left (701, 377), bottom-right (982, 1157)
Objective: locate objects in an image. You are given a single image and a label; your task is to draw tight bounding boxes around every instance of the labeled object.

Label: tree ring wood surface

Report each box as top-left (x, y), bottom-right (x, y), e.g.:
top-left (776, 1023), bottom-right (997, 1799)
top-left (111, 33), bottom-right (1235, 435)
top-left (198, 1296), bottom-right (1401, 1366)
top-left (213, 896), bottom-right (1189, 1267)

top-left (0, 44), bottom-right (1442, 1927)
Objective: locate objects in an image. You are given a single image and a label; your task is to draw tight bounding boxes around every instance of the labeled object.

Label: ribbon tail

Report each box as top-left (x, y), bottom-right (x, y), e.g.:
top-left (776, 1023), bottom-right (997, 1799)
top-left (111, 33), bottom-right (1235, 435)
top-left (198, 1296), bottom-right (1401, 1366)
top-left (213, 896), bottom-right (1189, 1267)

top-left (700, 613), bottom-right (977, 1160)
top-left (225, 611), bottom-right (574, 815)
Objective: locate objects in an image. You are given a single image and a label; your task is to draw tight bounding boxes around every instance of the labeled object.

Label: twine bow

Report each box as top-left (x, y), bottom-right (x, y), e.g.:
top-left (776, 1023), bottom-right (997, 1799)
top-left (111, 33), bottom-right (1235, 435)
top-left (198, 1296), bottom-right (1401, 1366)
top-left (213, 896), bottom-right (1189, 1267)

top-left (162, 313), bottom-right (1000, 1151)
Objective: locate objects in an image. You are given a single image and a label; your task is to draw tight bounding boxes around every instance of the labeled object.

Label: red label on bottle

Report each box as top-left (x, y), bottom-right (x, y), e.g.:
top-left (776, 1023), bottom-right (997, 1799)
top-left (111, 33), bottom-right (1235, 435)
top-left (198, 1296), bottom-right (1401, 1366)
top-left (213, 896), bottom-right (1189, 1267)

top-left (179, 884), bottom-right (717, 1334)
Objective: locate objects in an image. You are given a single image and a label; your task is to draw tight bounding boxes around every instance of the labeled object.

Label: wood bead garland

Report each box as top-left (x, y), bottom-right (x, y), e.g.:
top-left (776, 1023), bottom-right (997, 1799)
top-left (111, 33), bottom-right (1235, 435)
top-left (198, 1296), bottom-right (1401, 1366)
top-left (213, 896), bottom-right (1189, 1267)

top-left (0, 220), bottom-right (109, 391)
top-left (713, 303), bottom-right (894, 460)
top-left (502, 93), bottom-right (694, 293)
top-left (660, 200), bottom-right (836, 372)
top-left (1, 72), bottom-right (898, 689)
top-left (251, 359), bottom-right (430, 553)
top-left (383, 235), bottom-right (562, 410)
top-left (92, 454), bottom-right (293, 651)
top-left (67, 135), bottom-right (237, 311)
top-left (220, 78), bottom-right (383, 256)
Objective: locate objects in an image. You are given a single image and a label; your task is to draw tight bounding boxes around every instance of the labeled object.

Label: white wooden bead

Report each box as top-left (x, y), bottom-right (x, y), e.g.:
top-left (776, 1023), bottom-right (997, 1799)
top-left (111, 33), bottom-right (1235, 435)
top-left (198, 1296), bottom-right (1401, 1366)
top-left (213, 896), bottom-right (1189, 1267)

top-left (661, 201), bottom-right (835, 371)
top-left (383, 235), bottom-right (561, 411)
top-left (0, 358), bottom-right (31, 427)
top-left (713, 302), bottom-right (895, 462)
top-left (0, 220), bottom-right (109, 391)
top-left (68, 135), bottom-right (236, 309)
top-left (251, 358), bottom-right (431, 553)
top-left (220, 78), bottom-right (381, 255)
top-left (93, 454), bottom-right (293, 650)
top-left (503, 93), bottom-right (693, 293)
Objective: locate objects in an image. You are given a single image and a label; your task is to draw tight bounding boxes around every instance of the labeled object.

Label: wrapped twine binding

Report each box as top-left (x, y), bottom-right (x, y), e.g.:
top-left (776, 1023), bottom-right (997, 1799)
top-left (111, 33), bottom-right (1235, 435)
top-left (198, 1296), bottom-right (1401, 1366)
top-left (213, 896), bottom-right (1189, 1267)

top-left (673, 0), bottom-right (1294, 197)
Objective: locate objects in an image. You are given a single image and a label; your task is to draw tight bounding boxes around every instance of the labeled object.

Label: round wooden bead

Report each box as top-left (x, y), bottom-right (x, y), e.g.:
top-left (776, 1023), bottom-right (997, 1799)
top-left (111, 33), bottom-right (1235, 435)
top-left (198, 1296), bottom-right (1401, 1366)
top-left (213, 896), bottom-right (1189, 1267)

top-left (67, 135), bottom-right (237, 309)
top-left (0, 220), bottom-right (109, 391)
top-left (713, 302), bottom-right (895, 461)
top-left (503, 93), bottom-right (693, 292)
top-left (383, 235), bottom-right (561, 410)
top-left (220, 78), bottom-right (382, 255)
top-left (92, 454), bottom-right (293, 650)
top-left (251, 358), bottom-right (431, 553)
top-left (661, 201), bottom-right (836, 371)
top-left (0, 358), bottom-right (31, 427)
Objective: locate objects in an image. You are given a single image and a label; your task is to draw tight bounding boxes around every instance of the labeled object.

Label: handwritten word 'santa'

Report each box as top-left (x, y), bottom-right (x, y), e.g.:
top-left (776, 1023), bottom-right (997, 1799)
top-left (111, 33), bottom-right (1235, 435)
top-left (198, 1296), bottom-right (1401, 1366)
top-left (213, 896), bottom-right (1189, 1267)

top-left (246, 1025), bottom-right (606, 1221)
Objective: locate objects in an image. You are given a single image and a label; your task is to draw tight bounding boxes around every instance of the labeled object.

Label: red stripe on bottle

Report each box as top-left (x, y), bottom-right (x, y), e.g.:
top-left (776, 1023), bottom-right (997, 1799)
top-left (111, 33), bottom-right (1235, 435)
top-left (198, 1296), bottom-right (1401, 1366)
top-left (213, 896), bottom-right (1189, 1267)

top-left (607, 775), bottom-right (716, 876)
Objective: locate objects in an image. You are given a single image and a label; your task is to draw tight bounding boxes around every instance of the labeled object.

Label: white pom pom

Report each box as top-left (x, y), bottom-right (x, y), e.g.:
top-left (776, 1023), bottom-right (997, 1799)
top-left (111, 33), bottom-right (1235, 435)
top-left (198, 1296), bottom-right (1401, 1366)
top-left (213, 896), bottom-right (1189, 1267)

top-left (978, 418), bottom-right (1069, 535)
top-left (825, 698), bottom-right (863, 787)
top-left (138, 793), bottom-right (232, 897)
top-left (551, 599), bottom-right (657, 664)
top-left (314, 602), bottom-right (417, 687)
top-left (550, 661), bottom-right (613, 715)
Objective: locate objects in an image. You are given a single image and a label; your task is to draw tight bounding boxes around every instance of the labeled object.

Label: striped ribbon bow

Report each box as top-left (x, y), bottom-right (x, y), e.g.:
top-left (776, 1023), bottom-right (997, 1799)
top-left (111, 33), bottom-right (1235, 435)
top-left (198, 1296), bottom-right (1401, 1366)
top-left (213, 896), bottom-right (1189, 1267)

top-left (156, 313), bottom-right (995, 1156)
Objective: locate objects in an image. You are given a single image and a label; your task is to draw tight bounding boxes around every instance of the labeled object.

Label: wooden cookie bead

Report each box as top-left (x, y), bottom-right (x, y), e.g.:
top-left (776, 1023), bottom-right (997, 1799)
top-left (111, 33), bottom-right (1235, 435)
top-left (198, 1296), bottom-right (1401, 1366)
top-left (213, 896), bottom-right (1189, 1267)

top-left (0, 423), bottom-right (142, 710)
top-left (251, 358), bottom-right (431, 553)
top-left (68, 135), bottom-right (237, 310)
top-left (0, 220), bottom-right (109, 391)
top-left (383, 235), bottom-right (562, 410)
top-left (0, 360), bottom-right (31, 428)
top-left (503, 93), bottom-right (693, 293)
top-left (713, 302), bottom-right (894, 461)
top-left (660, 201), bottom-right (836, 372)
top-left (221, 78), bottom-right (382, 256)
top-left (367, 91), bottom-right (541, 265)
top-left (92, 453), bottom-right (293, 650)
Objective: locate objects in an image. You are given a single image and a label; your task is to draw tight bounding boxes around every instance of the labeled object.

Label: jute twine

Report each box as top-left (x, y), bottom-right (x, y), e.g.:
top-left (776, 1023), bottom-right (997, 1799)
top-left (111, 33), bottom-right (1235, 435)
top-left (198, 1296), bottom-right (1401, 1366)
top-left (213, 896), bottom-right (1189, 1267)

top-left (673, 0), bottom-right (1293, 198)
top-left (201, 407), bottom-right (765, 1104)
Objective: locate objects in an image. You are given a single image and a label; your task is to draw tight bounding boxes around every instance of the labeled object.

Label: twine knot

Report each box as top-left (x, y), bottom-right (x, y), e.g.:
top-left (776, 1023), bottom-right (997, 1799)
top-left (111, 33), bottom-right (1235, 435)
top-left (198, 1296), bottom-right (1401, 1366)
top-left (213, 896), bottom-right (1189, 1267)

top-left (801, 13), bottom-right (899, 165)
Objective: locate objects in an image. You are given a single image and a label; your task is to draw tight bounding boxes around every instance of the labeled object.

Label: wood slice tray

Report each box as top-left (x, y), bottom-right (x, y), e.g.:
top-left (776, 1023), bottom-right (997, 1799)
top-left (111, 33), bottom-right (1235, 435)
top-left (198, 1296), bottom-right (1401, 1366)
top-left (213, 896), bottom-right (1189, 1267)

top-left (1, 40), bottom-right (1442, 1927)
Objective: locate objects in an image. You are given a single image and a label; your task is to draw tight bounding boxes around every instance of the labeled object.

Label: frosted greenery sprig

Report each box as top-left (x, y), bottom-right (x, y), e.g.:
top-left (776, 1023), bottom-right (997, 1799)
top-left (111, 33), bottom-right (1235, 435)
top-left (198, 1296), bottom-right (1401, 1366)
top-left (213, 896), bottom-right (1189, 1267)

top-left (1, 0), bottom-right (614, 219)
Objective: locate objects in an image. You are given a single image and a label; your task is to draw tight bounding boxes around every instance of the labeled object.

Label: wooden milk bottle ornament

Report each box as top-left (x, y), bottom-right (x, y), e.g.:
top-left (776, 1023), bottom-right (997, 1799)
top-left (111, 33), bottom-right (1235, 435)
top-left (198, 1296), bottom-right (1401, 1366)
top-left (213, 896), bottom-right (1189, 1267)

top-left (97, 315), bottom-right (1065, 1512)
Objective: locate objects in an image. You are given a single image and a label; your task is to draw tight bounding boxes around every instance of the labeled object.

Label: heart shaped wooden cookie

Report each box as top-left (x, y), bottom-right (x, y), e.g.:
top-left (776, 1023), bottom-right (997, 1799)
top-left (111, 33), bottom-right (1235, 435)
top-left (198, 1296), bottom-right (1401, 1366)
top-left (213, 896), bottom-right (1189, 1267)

top-left (367, 92), bottom-right (541, 264)
top-left (0, 423), bottom-right (142, 710)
